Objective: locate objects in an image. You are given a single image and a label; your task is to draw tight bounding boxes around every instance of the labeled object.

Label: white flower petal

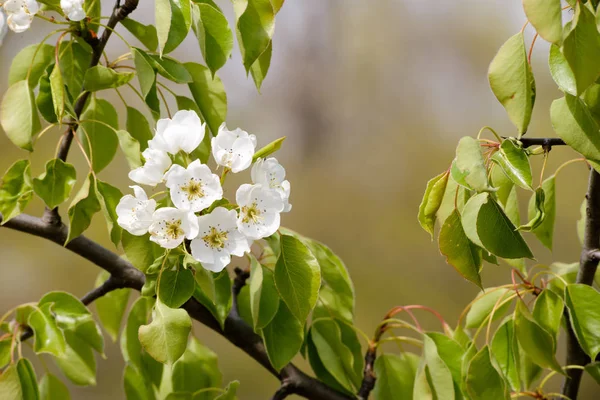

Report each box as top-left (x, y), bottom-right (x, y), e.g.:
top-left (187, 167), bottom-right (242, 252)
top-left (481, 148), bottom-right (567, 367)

top-left (151, 110), bottom-right (205, 154)
top-left (212, 124), bottom-right (257, 172)
top-left (165, 160), bottom-right (222, 212)
top-left (236, 184), bottom-right (284, 240)
top-left (148, 207), bottom-right (194, 249)
top-left (116, 187), bottom-right (156, 236)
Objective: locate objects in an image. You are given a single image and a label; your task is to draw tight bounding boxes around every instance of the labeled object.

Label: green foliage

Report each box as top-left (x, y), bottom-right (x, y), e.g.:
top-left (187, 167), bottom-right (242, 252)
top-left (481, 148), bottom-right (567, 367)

top-left (0, 160), bottom-right (33, 224)
top-left (33, 159), bottom-right (77, 209)
top-left (83, 65), bottom-right (135, 92)
top-left (192, 3), bottom-right (234, 76)
top-left (78, 97), bottom-right (120, 173)
top-left (0, 80), bottom-right (40, 151)
top-left (565, 284), bottom-right (600, 359)
top-left (95, 271), bottom-right (131, 342)
top-left (418, 171), bottom-right (449, 238)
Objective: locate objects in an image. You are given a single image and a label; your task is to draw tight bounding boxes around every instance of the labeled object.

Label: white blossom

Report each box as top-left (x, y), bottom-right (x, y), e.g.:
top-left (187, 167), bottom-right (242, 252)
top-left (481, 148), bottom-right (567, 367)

top-left (148, 207), bottom-right (199, 249)
top-left (190, 207), bottom-right (250, 272)
top-left (164, 160), bottom-right (222, 212)
top-left (116, 186), bottom-right (156, 236)
top-left (212, 123), bottom-right (257, 173)
top-left (236, 184), bottom-right (284, 240)
top-left (148, 110), bottom-right (205, 155)
top-left (60, 0), bottom-right (86, 21)
top-left (251, 157), bottom-right (292, 212)
top-left (3, 0), bottom-right (39, 33)
top-left (0, 11), bottom-right (8, 47)
top-left (128, 147), bottom-right (172, 186)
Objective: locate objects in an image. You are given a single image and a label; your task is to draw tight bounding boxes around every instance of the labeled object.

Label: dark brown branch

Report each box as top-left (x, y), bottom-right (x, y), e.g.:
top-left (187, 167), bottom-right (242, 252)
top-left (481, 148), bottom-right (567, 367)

top-left (562, 169), bottom-right (600, 399)
top-left (0, 212), bottom-right (353, 400)
top-left (357, 345), bottom-right (377, 399)
top-left (271, 381), bottom-right (294, 400)
top-left (517, 137), bottom-right (566, 148)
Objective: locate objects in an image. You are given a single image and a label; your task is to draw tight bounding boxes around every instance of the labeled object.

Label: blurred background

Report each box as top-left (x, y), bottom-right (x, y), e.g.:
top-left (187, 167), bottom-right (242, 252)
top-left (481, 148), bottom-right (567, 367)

top-left (0, 0), bottom-right (596, 398)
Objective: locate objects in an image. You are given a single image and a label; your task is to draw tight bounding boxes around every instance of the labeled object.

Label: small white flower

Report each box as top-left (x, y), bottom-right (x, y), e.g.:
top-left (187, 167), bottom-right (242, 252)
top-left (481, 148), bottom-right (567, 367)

top-left (212, 123), bottom-right (257, 173)
top-left (60, 0), bottom-right (86, 21)
top-left (116, 186), bottom-right (156, 236)
top-left (148, 207), bottom-right (199, 249)
top-left (191, 207), bottom-right (250, 272)
top-left (236, 184), bottom-right (284, 240)
top-left (164, 160), bottom-right (223, 212)
top-left (3, 0), bottom-right (39, 33)
top-left (148, 110), bottom-right (205, 155)
top-left (251, 157), bottom-right (292, 212)
top-left (128, 148), bottom-right (172, 186)
top-left (0, 11), bottom-right (8, 47)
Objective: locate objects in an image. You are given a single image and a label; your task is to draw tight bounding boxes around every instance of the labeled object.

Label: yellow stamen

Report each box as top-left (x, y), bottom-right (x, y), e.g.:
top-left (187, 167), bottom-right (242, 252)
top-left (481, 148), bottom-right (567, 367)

top-left (202, 227), bottom-right (228, 249)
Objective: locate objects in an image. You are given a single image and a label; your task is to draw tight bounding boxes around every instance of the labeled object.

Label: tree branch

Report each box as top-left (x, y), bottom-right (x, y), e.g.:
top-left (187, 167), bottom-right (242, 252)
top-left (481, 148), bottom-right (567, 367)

top-left (562, 168), bottom-right (600, 399)
top-left (80, 275), bottom-right (128, 305)
top-left (0, 213), bottom-right (353, 400)
top-left (516, 137), bottom-right (566, 148)
top-left (357, 345), bottom-right (377, 400)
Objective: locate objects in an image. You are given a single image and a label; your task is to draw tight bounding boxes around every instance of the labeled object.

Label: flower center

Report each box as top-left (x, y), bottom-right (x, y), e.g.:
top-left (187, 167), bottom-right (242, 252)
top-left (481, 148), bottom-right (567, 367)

top-left (202, 226), bottom-right (228, 249)
top-left (241, 202), bottom-right (262, 224)
top-left (181, 179), bottom-right (204, 201)
top-left (165, 219), bottom-right (184, 239)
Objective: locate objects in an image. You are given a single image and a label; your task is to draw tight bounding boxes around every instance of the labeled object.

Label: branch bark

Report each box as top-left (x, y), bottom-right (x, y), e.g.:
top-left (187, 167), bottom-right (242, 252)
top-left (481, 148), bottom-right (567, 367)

top-left (0, 212), bottom-right (353, 400)
top-left (516, 137), bottom-right (566, 148)
top-left (562, 168), bottom-right (600, 399)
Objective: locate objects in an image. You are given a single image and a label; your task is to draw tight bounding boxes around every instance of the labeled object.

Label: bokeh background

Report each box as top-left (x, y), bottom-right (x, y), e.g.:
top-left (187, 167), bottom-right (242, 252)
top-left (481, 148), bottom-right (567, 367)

top-left (0, 0), bottom-right (597, 398)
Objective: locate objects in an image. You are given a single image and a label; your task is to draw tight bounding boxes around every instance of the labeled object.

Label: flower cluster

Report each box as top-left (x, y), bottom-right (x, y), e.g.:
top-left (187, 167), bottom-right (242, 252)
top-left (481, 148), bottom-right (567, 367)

top-left (60, 0), bottom-right (85, 22)
top-left (117, 110), bottom-right (291, 272)
top-left (2, 0), bottom-right (39, 33)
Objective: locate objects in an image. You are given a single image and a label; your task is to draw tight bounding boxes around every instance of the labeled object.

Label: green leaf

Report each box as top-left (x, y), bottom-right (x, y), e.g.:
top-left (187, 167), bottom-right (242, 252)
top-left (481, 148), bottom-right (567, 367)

top-left (123, 364), bottom-right (156, 400)
top-left (39, 374), bottom-right (70, 400)
top-left (58, 41), bottom-right (92, 99)
top-left (96, 179), bottom-right (123, 247)
top-left (121, 18), bottom-right (159, 51)
top-left (577, 198), bottom-right (586, 246)
top-left (551, 94), bottom-right (600, 171)
top-left (488, 32), bottom-right (536, 134)
top-left (66, 174), bottom-right (101, 244)
top-left (252, 137), bottom-right (286, 162)
top-left (514, 300), bottom-right (562, 372)
top-left (549, 45), bottom-right (576, 96)
top-left (0, 160), bottom-right (33, 224)
top-left (150, 55), bottom-right (193, 83)
top-left (418, 171), bottom-right (449, 238)
top-left (117, 130), bottom-right (143, 170)
top-left (439, 209), bottom-right (483, 288)
top-left (54, 331), bottom-right (97, 386)
top-left (250, 41), bottom-right (272, 91)
top-left (84, 0), bottom-right (101, 32)
top-left (184, 62), bottom-right (227, 135)
top-left (121, 297), bottom-right (154, 370)
top-left (491, 318), bottom-right (520, 391)
top-left (492, 139), bottom-right (533, 190)
top-left (158, 265), bottom-right (195, 309)
top-left (39, 291), bottom-right (104, 354)
top-left (191, 263), bottom-right (232, 329)
top-left (36, 65), bottom-right (58, 124)
top-left (33, 159), bottom-right (76, 209)
top-left (528, 176), bottom-right (556, 250)
top-left (532, 289), bottom-right (563, 343)
top-left (0, 80), bottom-right (41, 151)
top-left (132, 48), bottom-right (157, 100)
top-left (215, 381), bottom-right (239, 400)
top-left (465, 288), bottom-right (512, 329)
top-left (461, 192), bottom-right (533, 259)
top-left (248, 255), bottom-right (280, 330)
top-left (126, 107), bottom-right (154, 151)
top-left (15, 359), bottom-right (40, 400)
top-left (192, 3), bottom-right (234, 76)
top-left (424, 332), bottom-right (463, 391)
top-left (373, 353), bottom-right (419, 400)
top-left (309, 319), bottom-right (360, 392)
top-left (95, 271), bottom-right (131, 342)
top-left (0, 338), bottom-right (11, 369)
top-left (172, 338), bottom-right (222, 396)
top-left (9, 44), bottom-right (55, 88)
top-left (49, 61), bottom-right (67, 120)
top-left (28, 303), bottom-right (67, 357)
top-left (273, 234), bottom-right (321, 322)
top-left (260, 300), bottom-right (304, 371)
top-left (122, 232), bottom-right (162, 273)
top-left (233, 0), bottom-right (275, 72)
top-left (452, 137), bottom-right (492, 192)
top-left (585, 362), bottom-right (600, 386)
top-left (156, 0), bottom-right (173, 55)
top-left (565, 284), bottom-right (600, 359)
top-left (563, 3), bottom-right (600, 94)
top-left (139, 300), bottom-right (192, 365)
top-left (522, 0), bottom-right (562, 43)
top-left (78, 97), bottom-right (120, 172)
top-left (0, 364), bottom-right (21, 399)
top-left (157, 0), bottom-right (192, 55)
top-left (465, 346), bottom-right (509, 400)
top-left (422, 335), bottom-right (455, 399)
top-left (518, 187), bottom-right (545, 231)
top-left (83, 65), bottom-right (135, 92)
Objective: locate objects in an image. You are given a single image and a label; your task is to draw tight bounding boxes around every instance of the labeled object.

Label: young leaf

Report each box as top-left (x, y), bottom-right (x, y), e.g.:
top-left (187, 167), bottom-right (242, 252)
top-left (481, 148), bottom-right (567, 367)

top-left (565, 284), bottom-right (600, 360)
top-left (184, 62), bottom-right (227, 135)
top-left (28, 303), bottom-right (67, 357)
top-left (372, 353), bottom-right (419, 400)
top-left (252, 137), bottom-right (286, 162)
top-left (273, 234), bottom-right (321, 322)
top-left (156, 0), bottom-right (173, 55)
top-left (250, 40), bottom-right (272, 91)
top-left (117, 130), bottom-right (143, 169)
top-left (157, 0), bottom-right (192, 55)
top-left (78, 97), bottom-right (120, 172)
top-left (158, 265), bottom-right (195, 309)
top-left (425, 332), bottom-right (463, 390)
top-left (528, 176), bottom-right (556, 250)
top-left (549, 45), bottom-right (576, 96)
top-left (171, 337), bottom-right (222, 395)
top-left (0, 159), bottom-right (33, 224)
top-left (192, 265), bottom-right (232, 329)
top-left (83, 65), bottom-right (135, 92)
top-left (122, 232), bottom-right (162, 273)
top-left (39, 374), bottom-right (70, 400)
top-left (452, 137), bottom-right (492, 192)
top-left (53, 331), bottom-right (97, 386)
top-left (126, 107), bottom-right (154, 150)
top-left (418, 171), bottom-right (449, 238)
top-left (8, 44), bottom-right (55, 88)
top-left (233, 0), bottom-right (275, 71)
top-left (563, 3), bottom-right (600, 95)
top-left (0, 80), bottom-right (41, 151)
top-left (532, 289), bottom-right (563, 343)
top-left (66, 174), bottom-right (101, 244)
top-left (422, 335), bottom-right (455, 399)
top-left (95, 271), bottom-right (131, 342)
top-left (33, 159), bottom-right (77, 209)
top-left (58, 41), bottom-right (92, 99)
top-left (191, 3), bottom-right (234, 76)
top-left (248, 255), bottom-right (280, 330)
top-left (260, 300), bottom-right (304, 371)
top-left (15, 358), bottom-right (40, 400)
top-left (132, 48), bottom-right (157, 100)
top-left (150, 55), bottom-right (193, 83)
top-left (121, 18), bottom-right (159, 51)
top-left (492, 139), bottom-right (533, 190)
top-left (491, 318), bottom-right (520, 391)
top-left (96, 179), bottom-right (123, 247)
top-left (518, 187), bottom-right (545, 231)
top-left (465, 288), bottom-right (512, 329)
top-left (121, 297), bottom-right (155, 370)
top-left (138, 300), bottom-right (192, 365)
top-left (465, 346), bottom-right (509, 400)
top-left (439, 209), bottom-right (483, 288)
top-left (461, 193), bottom-right (533, 259)
top-left (37, 64), bottom-right (58, 124)
top-left (488, 32), bottom-right (536, 134)
top-left (123, 364), bottom-right (155, 400)
top-left (49, 62), bottom-right (67, 120)
top-left (215, 381), bottom-right (240, 400)
top-left (522, 0), bottom-right (562, 44)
